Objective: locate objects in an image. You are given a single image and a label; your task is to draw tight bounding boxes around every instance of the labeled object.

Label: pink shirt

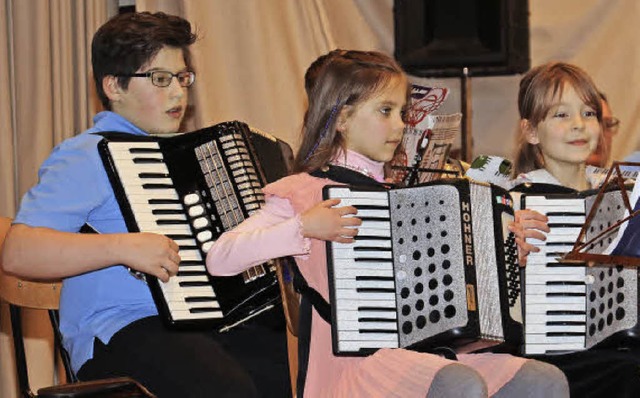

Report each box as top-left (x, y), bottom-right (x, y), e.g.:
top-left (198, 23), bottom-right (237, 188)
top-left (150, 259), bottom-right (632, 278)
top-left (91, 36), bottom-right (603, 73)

top-left (206, 149), bottom-right (384, 275)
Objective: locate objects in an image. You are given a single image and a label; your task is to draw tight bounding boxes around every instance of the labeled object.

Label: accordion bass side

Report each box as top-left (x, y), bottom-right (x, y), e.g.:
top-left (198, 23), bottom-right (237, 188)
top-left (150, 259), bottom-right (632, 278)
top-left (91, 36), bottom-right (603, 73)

top-left (97, 121), bottom-right (290, 330)
top-left (324, 178), bottom-right (523, 356)
top-left (511, 183), bottom-right (640, 354)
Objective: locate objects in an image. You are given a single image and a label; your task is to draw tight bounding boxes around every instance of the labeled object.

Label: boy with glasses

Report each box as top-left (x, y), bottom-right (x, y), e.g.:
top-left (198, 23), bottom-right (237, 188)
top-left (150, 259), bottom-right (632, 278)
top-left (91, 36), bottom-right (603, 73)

top-left (2, 11), bottom-right (289, 397)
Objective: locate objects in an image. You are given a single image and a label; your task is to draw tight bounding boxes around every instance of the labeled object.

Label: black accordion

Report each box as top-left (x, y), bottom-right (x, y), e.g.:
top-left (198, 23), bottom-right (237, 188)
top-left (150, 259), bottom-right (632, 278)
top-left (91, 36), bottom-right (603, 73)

top-left (323, 178), bottom-right (523, 355)
top-left (511, 183), bottom-right (640, 354)
top-left (97, 121), bottom-right (290, 330)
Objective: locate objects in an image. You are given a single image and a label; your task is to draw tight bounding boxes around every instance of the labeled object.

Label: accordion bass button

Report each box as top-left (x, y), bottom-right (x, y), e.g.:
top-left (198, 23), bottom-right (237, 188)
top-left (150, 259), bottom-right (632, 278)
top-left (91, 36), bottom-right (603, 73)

top-left (189, 205), bottom-right (205, 217)
top-left (201, 241), bottom-right (213, 253)
top-left (193, 217), bottom-right (209, 229)
top-left (184, 193), bottom-right (200, 205)
top-left (197, 230), bottom-right (213, 242)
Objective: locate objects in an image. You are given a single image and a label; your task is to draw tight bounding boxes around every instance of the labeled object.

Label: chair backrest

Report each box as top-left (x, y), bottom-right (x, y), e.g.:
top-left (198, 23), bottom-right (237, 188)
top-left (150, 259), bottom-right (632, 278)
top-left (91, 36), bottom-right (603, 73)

top-left (0, 217), bottom-right (62, 311)
top-left (0, 218), bottom-right (155, 398)
top-left (275, 257), bottom-right (300, 338)
top-left (0, 217), bottom-right (74, 396)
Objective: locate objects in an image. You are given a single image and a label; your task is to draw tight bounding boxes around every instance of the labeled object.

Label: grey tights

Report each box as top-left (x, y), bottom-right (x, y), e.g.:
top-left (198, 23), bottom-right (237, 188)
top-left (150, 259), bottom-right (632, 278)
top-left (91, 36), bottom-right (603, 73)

top-left (426, 359), bottom-right (569, 398)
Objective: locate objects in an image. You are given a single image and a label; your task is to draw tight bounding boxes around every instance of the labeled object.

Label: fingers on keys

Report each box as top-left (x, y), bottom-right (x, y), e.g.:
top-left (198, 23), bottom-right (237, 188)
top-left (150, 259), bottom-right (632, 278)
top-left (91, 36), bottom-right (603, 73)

top-left (337, 205), bottom-right (361, 242)
top-left (158, 238), bottom-right (181, 281)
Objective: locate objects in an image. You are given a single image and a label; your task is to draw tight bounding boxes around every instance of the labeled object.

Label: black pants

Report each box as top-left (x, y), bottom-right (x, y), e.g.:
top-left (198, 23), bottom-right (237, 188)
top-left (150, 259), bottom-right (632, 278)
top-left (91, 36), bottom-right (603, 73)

top-left (529, 346), bottom-right (640, 398)
top-left (77, 312), bottom-right (291, 398)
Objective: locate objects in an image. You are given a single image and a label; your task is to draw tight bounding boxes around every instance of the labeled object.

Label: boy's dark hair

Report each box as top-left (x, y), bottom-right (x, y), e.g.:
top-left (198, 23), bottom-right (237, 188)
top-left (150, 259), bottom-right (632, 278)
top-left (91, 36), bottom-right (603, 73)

top-left (92, 12), bottom-right (197, 110)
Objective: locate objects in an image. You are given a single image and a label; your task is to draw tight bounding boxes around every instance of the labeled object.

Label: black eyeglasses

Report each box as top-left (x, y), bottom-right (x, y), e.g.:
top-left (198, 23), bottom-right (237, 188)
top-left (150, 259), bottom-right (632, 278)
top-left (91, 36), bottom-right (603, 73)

top-left (603, 117), bottom-right (620, 131)
top-left (116, 70), bottom-right (195, 87)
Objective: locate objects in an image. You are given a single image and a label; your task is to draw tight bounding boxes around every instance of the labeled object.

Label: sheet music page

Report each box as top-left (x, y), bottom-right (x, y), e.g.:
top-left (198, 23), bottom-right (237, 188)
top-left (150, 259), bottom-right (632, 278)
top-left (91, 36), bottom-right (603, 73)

top-left (401, 119), bottom-right (435, 168)
top-left (416, 113), bottom-right (462, 183)
top-left (392, 85), bottom-right (449, 184)
top-left (589, 166), bottom-right (638, 188)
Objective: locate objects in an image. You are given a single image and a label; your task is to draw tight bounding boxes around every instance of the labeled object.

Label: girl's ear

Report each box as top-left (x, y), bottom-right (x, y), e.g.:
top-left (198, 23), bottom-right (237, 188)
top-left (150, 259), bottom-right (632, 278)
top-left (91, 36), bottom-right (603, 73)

top-left (103, 75), bottom-right (123, 103)
top-left (336, 105), bottom-right (352, 133)
top-left (521, 119), bottom-right (539, 145)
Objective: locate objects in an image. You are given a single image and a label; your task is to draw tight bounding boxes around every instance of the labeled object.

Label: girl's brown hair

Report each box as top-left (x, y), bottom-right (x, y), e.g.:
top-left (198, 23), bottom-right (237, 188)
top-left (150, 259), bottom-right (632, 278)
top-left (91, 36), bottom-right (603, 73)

top-left (293, 50), bottom-right (409, 174)
top-left (512, 62), bottom-right (602, 176)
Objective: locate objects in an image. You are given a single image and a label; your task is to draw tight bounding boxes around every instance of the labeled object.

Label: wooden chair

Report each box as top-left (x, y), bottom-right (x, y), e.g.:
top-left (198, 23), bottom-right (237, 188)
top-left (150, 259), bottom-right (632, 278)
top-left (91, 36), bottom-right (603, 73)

top-left (0, 217), bottom-right (154, 397)
top-left (269, 138), bottom-right (301, 397)
top-left (248, 130), bottom-right (301, 396)
top-left (275, 257), bottom-right (301, 396)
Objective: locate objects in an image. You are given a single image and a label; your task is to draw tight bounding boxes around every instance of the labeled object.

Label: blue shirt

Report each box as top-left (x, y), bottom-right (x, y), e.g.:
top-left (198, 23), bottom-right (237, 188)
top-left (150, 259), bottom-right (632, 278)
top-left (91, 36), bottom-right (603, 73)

top-left (622, 151), bottom-right (640, 172)
top-left (14, 111), bottom-right (158, 373)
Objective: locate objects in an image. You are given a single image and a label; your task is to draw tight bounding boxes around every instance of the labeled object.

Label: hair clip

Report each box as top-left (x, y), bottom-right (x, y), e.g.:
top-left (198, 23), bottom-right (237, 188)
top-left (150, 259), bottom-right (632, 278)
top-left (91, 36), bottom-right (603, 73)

top-left (305, 97), bottom-right (341, 163)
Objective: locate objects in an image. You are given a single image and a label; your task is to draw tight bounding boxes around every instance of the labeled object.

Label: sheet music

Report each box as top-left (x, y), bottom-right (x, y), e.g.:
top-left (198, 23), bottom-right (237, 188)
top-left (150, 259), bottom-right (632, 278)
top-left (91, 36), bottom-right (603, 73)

top-left (415, 113), bottom-right (462, 183)
top-left (589, 166), bottom-right (638, 188)
top-left (391, 84), bottom-right (450, 184)
top-left (393, 113), bottom-right (461, 184)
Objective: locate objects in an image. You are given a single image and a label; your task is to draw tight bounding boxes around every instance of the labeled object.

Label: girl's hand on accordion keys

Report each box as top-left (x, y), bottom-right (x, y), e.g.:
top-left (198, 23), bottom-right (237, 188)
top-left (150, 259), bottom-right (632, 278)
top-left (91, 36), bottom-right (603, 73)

top-left (509, 209), bottom-right (549, 267)
top-left (117, 232), bottom-right (181, 282)
top-left (300, 198), bottom-right (361, 243)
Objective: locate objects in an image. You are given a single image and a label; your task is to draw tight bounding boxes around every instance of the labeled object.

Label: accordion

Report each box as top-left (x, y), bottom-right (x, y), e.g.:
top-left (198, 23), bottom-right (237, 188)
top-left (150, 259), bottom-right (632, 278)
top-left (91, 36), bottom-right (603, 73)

top-left (324, 178), bottom-right (523, 355)
top-left (97, 121), bottom-right (290, 330)
top-left (512, 184), bottom-right (640, 354)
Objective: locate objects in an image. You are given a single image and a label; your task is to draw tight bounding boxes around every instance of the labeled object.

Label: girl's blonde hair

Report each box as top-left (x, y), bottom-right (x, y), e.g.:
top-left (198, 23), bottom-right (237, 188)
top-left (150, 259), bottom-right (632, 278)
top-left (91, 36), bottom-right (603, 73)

top-left (512, 62), bottom-right (602, 176)
top-left (293, 49), bottom-right (410, 174)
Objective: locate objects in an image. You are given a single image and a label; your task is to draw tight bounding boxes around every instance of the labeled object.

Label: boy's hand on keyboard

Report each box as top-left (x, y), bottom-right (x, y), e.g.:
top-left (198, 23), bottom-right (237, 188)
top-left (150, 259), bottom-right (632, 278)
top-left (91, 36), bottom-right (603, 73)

top-left (117, 233), bottom-right (181, 282)
top-left (301, 199), bottom-right (361, 243)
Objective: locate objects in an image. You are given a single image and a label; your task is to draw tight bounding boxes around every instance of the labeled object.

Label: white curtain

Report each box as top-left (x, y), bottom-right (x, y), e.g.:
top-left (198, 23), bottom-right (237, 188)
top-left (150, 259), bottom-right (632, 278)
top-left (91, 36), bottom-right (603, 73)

top-left (138, 0), bottom-right (640, 163)
top-left (137, 0), bottom-right (395, 150)
top-left (0, 1), bottom-right (117, 397)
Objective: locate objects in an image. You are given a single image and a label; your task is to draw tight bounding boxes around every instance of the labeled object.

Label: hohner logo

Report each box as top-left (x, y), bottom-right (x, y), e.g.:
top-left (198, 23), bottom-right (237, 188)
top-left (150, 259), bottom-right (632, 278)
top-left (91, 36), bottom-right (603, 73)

top-left (461, 200), bottom-right (474, 267)
top-left (461, 198), bottom-right (477, 312)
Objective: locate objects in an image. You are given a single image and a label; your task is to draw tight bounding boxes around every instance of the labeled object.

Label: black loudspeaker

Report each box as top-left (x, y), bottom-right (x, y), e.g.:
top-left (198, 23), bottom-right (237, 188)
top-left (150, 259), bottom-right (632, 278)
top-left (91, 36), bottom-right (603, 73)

top-left (394, 0), bottom-right (530, 77)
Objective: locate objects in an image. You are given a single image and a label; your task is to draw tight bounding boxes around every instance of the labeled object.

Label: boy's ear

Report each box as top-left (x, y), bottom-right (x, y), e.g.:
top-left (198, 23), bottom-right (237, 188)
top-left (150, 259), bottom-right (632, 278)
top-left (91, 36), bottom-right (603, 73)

top-left (521, 119), bottom-right (539, 145)
top-left (102, 75), bottom-right (124, 102)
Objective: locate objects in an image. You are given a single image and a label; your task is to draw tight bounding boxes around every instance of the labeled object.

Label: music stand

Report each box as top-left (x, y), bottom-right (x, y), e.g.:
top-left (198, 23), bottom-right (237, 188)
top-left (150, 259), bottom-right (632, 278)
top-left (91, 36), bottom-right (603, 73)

top-left (562, 162), bottom-right (640, 267)
top-left (392, 165), bottom-right (461, 187)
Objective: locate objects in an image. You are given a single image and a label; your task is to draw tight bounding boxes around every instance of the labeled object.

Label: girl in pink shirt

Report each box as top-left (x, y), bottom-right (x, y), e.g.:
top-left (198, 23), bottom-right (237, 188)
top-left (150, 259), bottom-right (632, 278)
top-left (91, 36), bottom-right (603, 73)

top-left (207, 50), bottom-right (568, 398)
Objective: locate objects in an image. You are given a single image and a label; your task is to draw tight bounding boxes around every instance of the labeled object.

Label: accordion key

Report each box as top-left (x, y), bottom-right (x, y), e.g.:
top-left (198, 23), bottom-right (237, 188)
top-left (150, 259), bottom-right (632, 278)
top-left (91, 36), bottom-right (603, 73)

top-left (97, 121), bottom-right (286, 330)
top-left (324, 178), bottom-right (522, 355)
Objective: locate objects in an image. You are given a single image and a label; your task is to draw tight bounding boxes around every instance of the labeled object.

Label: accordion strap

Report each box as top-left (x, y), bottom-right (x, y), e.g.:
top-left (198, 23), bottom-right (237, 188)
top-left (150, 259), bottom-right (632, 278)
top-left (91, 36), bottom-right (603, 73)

top-left (291, 261), bottom-right (331, 324)
top-left (310, 165), bottom-right (392, 189)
